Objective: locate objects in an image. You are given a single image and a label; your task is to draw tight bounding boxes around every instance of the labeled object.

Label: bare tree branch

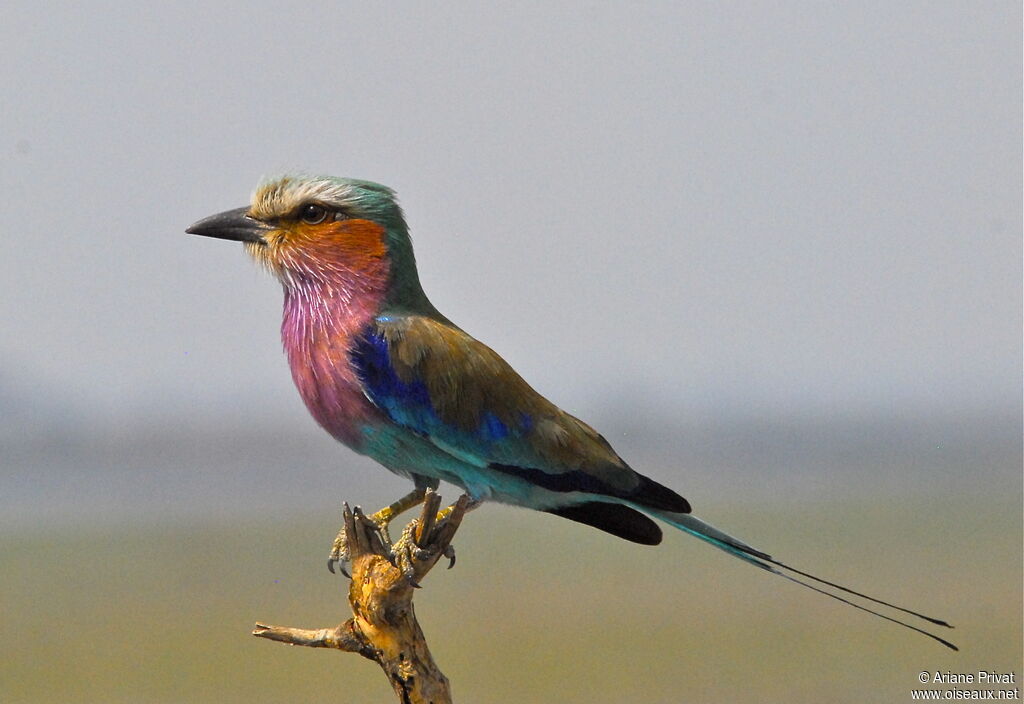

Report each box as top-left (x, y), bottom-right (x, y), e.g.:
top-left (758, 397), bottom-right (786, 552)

top-left (253, 490), bottom-right (468, 704)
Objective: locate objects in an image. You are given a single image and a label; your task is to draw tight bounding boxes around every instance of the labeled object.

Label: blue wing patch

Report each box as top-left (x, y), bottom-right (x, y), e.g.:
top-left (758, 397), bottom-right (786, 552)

top-left (350, 328), bottom-right (438, 431)
top-left (350, 326), bottom-right (528, 443)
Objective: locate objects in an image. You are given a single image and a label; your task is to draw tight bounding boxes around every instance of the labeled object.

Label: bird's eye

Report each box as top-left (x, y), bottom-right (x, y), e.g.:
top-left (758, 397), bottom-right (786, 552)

top-left (298, 203), bottom-right (329, 224)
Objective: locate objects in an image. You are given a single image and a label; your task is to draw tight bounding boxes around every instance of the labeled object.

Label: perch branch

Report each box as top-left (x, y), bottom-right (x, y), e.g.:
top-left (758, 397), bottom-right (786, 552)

top-left (253, 490), bottom-right (468, 704)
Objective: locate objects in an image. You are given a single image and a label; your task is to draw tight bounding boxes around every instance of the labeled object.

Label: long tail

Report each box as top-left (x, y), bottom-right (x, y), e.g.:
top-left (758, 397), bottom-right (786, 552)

top-left (654, 510), bottom-right (958, 651)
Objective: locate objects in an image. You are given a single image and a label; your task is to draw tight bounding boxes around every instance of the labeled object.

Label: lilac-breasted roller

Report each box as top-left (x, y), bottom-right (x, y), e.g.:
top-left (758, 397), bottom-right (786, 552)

top-left (187, 174), bottom-right (955, 650)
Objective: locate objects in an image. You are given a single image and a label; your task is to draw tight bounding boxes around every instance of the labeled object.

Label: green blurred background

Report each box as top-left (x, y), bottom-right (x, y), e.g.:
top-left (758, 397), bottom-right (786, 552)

top-left (1, 2), bottom-right (1020, 702)
top-left (1, 496), bottom-right (1020, 703)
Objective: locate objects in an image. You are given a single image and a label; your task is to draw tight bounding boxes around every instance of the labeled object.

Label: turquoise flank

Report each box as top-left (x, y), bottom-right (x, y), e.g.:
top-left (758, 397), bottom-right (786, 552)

top-left (357, 423), bottom-right (553, 506)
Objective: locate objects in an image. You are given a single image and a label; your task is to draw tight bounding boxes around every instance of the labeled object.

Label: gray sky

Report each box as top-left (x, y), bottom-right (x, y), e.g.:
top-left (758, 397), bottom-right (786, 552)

top-left (1, 2), bottom-right (1020, 436)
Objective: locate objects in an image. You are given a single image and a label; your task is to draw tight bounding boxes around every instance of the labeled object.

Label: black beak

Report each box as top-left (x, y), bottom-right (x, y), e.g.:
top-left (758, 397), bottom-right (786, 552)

top-left (186, 206), bottom-right (272, 244)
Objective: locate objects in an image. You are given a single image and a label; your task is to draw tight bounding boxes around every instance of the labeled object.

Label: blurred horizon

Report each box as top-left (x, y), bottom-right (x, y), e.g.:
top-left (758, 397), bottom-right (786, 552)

top-left (3, 398), bottom-right (1018, 529)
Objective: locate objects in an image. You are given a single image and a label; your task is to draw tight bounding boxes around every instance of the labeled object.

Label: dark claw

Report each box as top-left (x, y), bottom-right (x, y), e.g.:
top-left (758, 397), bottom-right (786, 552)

top-left (327, 558), bottom-right (351, 578)
top-left (409, 577), bottom-right (422, 589)
top-left (444, 544), bottom-right (456, 569)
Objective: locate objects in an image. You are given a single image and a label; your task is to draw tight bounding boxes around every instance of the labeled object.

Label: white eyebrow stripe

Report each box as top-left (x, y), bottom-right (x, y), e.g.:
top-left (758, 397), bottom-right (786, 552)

top-left (250, 175), bottom-right (370, 220)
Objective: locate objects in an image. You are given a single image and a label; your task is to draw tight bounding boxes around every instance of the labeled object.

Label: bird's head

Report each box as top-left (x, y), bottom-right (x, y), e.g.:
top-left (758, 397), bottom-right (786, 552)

top-left (187, 174), bottom-right (430, 309)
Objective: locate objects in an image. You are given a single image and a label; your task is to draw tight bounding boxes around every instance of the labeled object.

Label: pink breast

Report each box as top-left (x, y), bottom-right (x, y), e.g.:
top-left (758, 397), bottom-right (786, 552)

top-left (281, 281), bottom-right (386, 450)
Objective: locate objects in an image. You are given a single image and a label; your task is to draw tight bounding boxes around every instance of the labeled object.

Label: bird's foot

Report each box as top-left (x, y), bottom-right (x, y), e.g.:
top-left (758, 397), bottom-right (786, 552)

top-left (437, 496), bottom-right (482, 523)
top-left (326, 491), bottom-right (479, 580)
top-left (327, 488), bottom-right (430, 576)
top-left (389, 493), bottom-right (479, 582)
top-left (327, 530), bottom-right (351, 577)
top-left (441, 543), bottom-right (456, 569)
top-left (327, 506), bottom-right (388, 576)
top-left (391, 519), bottom-right (433, 584)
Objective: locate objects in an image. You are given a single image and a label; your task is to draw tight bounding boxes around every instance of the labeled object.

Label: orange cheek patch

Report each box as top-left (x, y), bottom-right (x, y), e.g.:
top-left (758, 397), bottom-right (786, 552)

top-left (318, 219), bottom-right (388, 271)
top-left (285, 219), bottom-right (389, 275)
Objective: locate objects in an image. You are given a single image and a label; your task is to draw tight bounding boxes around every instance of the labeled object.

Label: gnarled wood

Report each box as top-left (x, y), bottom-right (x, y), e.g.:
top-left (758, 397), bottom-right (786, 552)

top-left (254, 490), bottom-right (468, 704)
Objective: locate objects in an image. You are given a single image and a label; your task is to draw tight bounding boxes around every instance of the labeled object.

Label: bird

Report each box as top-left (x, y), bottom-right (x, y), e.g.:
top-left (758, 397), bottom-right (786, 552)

top-left (187, 173), bottom-right (955, 650)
